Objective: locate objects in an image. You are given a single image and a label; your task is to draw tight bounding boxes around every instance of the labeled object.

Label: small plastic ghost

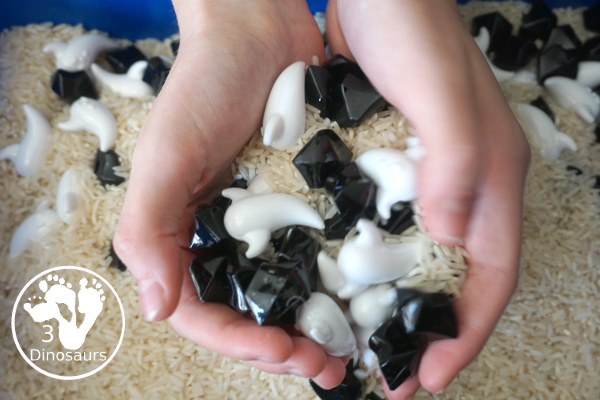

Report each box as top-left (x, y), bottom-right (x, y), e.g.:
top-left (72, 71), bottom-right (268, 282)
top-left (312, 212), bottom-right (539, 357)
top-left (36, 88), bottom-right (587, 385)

top-left (0, 104), bottom-right (50, 176)
top-left (56, 168), bottom-right (82, 223)
top-left (317, 251), bottom-right (347, 295)
top-left (296, 292), bottom-right (356, 357)
top-left (336, 219), bottom-right (420, 298)
top-left (515, 102), bottom-right (577, 160)
top-left (349, 284), bottom-right (397, 330)
top-left (91, 61), bottom-right (153, 98)
top-left (58, 97), bottom-right (117, 152)
top-left (576, 61), bottom-right (600, 88)
top-left (43, 33), bottom-right (117, 72)
top-left (355, 148), bottom-right (419, 221)
top-left (10, 209), bottom-right (61, 259)
top-left (262, 61), bottom-right (306, 150)
top-left (222, 187), bottom-right (324, 258)
top-left (544, 76), bottom-right (600, 123)
top-left (473, 27), bottom-right (515, 82)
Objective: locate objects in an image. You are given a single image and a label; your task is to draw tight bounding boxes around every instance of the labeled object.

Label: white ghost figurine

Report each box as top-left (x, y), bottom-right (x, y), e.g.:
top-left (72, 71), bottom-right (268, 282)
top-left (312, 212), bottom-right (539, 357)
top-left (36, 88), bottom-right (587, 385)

top-left (58, 97), bottom-right (117, 152)
top-left (222, 187), bottom-right (324, 258)
top-left (262, 61), bottom-right (306, 150)
top-left (56, 168), bottom-right (82, 223)
top-left (544, 76), bottom-right (600, 123)
top-left (336, 219), bottom-right (420, 299)
top-left (91, 61), bottom-right (153, 98)
top-left (355, 147), bottom-right (419, 221)
top-left (10, 209), bottom-right (61, 259)
top-left (515, 102), bottom-right (577, 160)
top-left (576, 61), bottom-right (600, 88)
top-left (296, 292), bottom-right (356, 357)
top-left (43, 33), bottom-right (117, 72)
top-left (349, 284), bottom-right (397, 330)
top-left (0, 104), bottom-right (51, 176)
top-left (473, 27), bottom-right (515, 82)
top-left (317, 251), bottom-right (347, 295)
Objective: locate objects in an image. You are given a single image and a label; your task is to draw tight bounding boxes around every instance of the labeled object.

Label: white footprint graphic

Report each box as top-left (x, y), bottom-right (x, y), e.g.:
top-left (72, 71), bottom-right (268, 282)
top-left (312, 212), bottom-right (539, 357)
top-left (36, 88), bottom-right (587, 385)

top-left (23, 273), bottom-right (105, 350)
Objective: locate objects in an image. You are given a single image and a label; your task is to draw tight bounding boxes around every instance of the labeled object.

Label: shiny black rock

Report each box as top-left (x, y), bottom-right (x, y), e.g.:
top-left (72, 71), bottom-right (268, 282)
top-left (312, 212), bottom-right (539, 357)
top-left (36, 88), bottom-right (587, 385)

top-left (492, 35), bottom-right (538, 71)
top-left (292, 129), bottom-right (353, 188)
top-left (94, 150), bottom-right (125, 186)
top-left (333, 179), bottom-right (377, 226)
top-left (584, 1), bottom-right (600, 33)
top-left (531, 96), bottom-right (554, 121)
top-left (277, 227), bottom-right (321, 292)
top-left (226, 253), bottom-right (260, 312)
top-left (324, 213), bottom-right (352, 240)
top-left (331, 74), bottom-right (386, 128)
top-left (244, 260), bottom-right (311, 326)
top-left (143, 56), bottom-right (171, 95)
top-left (189, 254), bottom-right (232, 304)
top-left (305, 65), bottom-right (333, 119)
top-left (309, 360), bottom-right (362, 400)
top-left (378, 202), bottom-right (415, 235)
top-left (212, 178), bottom-right (248, 210)
top-left (395, 289), bottom-right (458, 341)
top-left (583, 36), bottom-right (600, 61)
top-left (538, 46), bottom-right (580, 83)
top-left (51, 70), bottom-right (98, 103)
top-left (323, 54), bottom-right (367, 87)
top-left (170, 39), bottom-right (180, 57)
top-left (188, 204), bottom-right (233, 251)
top-left (368, 316), bottom-right (421, 391)
top-left (105, 45), bottom-right (147, 73)
top-left (543, 25), bottom-right (583, 55)
top-left (471, 12), bottom-right (513, 54)
top-left (108, 241), bottom-right (127, 271)
top-left (324, 162), bottom-right (363, 195)
top-left (519, 0), bottom-right (557, 41)
top-left (567, 165), bottom-right (583, 176)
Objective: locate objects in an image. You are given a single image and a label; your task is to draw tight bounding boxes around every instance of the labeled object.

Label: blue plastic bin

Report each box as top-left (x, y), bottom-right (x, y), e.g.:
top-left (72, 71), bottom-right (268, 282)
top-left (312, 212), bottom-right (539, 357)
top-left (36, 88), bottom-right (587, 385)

top-left (0, 0), bottom-right (596, 40)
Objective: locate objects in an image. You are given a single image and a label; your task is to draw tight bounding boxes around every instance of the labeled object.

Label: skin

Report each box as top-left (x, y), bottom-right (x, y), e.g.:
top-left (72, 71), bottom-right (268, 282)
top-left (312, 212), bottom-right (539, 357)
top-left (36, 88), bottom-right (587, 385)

top-left (114, 0), bottom-right (530, 397)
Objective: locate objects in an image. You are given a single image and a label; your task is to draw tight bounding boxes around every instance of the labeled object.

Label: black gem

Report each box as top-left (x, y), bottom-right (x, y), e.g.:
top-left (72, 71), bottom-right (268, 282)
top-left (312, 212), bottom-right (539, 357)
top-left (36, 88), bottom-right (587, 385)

top-left (530, 96), bottom-right (554, 121)
top-left (593, 175), bottom-right (600, 190)
top-left (583, 36), bottom-right (600, 61)
top-left (331, 74), bottom-right (386, 128)
top-left (94, 149), bottom-right (125, 186)
top-left (108, 241), bottom-right (127, 271)
top-left (188, 204), bottom-right (232, 251)
top-left (584, 1), bottom-right (600, 33)
top-left (305, 65), bottom-right (333, 119)
top-left (519, 0), bottom-right (557, 41)
top-left (378, 202), bottom-right (415, 235)
top-left (212, 178), bottom-right (248, 210)
top-left (471, 12), bottom-right (513, 54)
top-left (105, 45), bottom-right (147, 74)
top-left (277, 227), bottom-right (321, 292)
top-left (189, 254), bottom-right (232, 303)
top-left (170, 39), bottom-right (180, 57)
top-left (368, 317), bottom-right (421, 391)
top-left (595, 123), bottom-right (600, 143)
top-left (543, 25), bottom-right (583, 55)
top-left (323, 54), bottom-right (367, 87)
top-left (333, 179), bottom-right (377, 225)
top-left (292, 129), bottom-right (353, 189)
top-left (324, 213), bottom-right (352, 240)
top-left (51, 70), bottom-right (98, 104)
top-left (226, 253), bottom-right (260, 312)
top-left (567, 165), bottom-right (583, 175)
top-left (538, 46), bottom-right (580, 83)
top-left (492, 35), bottom-right (538, 71)
top-left (143, 56), bottom-right (171, 95)
top-left (309, 360), bottom-right (362, 400)
top-left (244, 260), bottom-right (311, 326)
top-left (324, 162), bottom-right (363, 194)
top-left (395, 289), bottom-right (458, 341)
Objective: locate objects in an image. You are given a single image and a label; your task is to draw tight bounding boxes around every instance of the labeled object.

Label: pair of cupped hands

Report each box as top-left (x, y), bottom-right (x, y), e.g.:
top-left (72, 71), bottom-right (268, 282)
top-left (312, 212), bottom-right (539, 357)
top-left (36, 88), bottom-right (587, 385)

top-left (114, 0), bottom-right (530, 398)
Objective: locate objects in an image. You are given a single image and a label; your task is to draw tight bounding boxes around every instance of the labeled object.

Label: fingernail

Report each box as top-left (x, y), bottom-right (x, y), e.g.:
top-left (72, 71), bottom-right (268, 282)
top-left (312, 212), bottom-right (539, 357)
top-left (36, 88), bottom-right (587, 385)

top-left (138, 280), bottom-right (165, 322)
top-left (287, 368), bottom-right (306, 377)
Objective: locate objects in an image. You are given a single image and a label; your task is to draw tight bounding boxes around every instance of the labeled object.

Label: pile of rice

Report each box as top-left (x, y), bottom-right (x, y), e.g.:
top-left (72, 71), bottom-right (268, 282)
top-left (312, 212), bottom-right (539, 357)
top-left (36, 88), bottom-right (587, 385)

top-left (1, 2), bottom-right (599, 399)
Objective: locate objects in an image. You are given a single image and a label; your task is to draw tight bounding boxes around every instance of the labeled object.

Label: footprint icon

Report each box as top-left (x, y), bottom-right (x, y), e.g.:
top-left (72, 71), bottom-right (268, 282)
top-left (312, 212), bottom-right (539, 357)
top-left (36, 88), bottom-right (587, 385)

top-left (23, 273), bottom-right (105, 350)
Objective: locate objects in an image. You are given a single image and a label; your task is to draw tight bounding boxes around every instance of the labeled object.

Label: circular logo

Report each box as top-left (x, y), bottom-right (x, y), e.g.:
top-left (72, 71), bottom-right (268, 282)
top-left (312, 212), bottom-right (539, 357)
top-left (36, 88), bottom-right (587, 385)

top-left (11, 266), bottom-right (126, 380)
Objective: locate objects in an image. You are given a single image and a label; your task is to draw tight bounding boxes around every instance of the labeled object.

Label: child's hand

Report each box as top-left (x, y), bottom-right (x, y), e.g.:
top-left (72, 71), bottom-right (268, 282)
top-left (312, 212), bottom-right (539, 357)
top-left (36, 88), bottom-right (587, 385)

top-left (327, 0), bottom-right (530, 397)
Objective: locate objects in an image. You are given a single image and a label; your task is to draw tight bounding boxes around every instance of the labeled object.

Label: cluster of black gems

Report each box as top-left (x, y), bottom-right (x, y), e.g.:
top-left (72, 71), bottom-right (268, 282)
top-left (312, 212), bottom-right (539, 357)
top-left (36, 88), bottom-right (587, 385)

top-left (187, 54), bottom-right (458, 398)
top-left (474, 1), bottom-right (600, 189)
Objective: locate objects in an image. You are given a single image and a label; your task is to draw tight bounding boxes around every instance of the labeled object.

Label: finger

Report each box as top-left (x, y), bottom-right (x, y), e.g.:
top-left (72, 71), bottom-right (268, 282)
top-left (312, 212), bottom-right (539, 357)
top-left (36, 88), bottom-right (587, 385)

top-left (325, 0), bottom-right (354, 60)
top-left (383, 375), bottom-right (421, 400)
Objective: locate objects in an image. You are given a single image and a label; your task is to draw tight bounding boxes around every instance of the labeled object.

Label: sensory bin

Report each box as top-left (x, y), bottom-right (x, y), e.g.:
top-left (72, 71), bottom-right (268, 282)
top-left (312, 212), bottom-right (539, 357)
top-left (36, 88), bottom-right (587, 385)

top-left (1, 1), bottom-right (600, 399)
